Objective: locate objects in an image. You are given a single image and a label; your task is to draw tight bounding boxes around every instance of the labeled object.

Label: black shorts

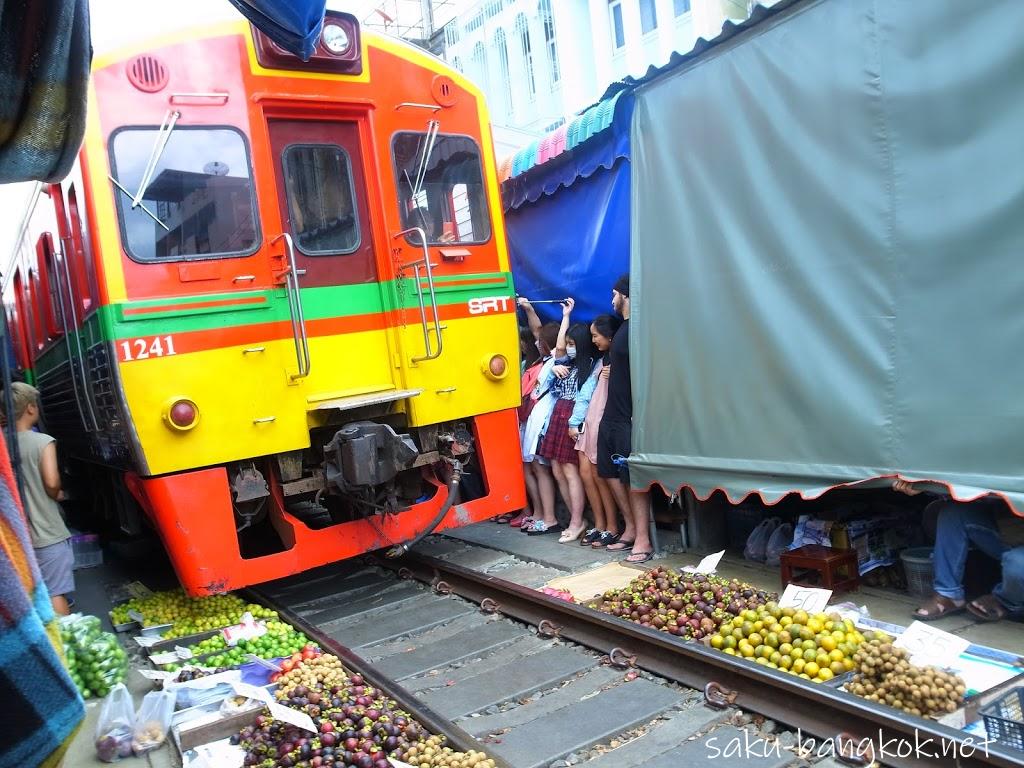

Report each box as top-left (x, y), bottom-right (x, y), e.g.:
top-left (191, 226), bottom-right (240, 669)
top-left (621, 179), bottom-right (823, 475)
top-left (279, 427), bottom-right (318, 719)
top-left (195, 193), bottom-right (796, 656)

top-left (597, 419), bottom-right (631, 483)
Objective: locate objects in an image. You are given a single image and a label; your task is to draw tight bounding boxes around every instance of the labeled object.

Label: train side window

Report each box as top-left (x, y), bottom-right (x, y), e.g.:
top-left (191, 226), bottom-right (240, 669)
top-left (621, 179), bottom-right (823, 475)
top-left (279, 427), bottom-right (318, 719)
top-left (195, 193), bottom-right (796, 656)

top-left (27, 268), bottom-right (45, 350)
top-left (67, 185), bottom-right (97, 313)
top-left (392, 133), bottom-right (491, 246)
top-left (36, 233), bottom-right (63, 339)
top-left (109, 126), bottom-right (260, 262)
top-left (282, 144), bottom-right (360, 255)
top-left (9, 271), bottom-right (31, 368)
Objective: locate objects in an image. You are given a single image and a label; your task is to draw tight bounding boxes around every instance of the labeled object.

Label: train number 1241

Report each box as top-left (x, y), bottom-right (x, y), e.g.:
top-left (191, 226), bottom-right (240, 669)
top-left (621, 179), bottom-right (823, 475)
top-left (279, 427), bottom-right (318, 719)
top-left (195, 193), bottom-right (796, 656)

top-left (120, 336), bottom-right (177, 362)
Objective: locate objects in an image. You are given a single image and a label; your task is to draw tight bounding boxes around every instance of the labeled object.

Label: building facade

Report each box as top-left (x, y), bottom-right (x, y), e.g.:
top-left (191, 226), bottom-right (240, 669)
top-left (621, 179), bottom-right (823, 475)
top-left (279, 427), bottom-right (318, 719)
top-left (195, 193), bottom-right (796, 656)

top-left (438, 0), bottom-right (759, 154)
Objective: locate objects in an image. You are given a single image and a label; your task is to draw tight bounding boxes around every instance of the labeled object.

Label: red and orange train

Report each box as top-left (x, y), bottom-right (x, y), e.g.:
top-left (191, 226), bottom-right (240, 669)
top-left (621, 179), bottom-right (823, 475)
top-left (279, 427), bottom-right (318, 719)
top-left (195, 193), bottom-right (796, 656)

top-left (3, 12), bottom-right (524, 595)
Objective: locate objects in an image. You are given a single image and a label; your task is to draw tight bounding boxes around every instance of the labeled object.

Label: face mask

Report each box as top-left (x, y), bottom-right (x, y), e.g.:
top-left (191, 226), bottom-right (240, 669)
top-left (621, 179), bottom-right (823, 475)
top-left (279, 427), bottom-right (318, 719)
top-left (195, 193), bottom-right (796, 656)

top-left (566, 347), bottom-right (577, 360)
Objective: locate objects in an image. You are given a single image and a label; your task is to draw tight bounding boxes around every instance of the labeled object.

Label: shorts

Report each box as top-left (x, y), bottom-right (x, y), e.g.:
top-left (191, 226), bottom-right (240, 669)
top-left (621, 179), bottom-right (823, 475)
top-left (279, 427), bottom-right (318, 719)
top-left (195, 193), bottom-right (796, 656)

top-left (35, 538), bottom-right (75, 597)
top-left (597, 418), bottom-right (631, 484)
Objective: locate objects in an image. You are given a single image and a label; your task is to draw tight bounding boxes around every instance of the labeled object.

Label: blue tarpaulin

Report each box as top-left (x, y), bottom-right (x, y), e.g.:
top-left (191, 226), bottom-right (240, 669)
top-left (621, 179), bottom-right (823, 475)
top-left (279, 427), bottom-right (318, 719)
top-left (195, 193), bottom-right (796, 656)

top-left (225, 0), bottom-right (326, 60)
top-left (503, 92), bottom-right (633, 325)
top-left (506, 158), bottom-right (630, 325)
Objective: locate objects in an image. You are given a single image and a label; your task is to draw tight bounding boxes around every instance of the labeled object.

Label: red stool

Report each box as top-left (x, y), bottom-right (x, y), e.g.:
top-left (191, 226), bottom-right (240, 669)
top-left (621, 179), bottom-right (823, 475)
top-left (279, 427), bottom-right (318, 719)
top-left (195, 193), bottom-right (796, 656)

top-left (779, 544), bottom-right (860, 593)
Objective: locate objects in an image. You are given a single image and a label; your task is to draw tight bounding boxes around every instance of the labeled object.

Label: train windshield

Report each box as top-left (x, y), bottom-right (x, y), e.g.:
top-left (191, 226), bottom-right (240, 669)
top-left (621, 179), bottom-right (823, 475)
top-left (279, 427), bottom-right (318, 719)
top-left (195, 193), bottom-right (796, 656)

top-left (392, 132), bottom-right (490, 246)
top-left (110, 126), bottom-right (260, 261)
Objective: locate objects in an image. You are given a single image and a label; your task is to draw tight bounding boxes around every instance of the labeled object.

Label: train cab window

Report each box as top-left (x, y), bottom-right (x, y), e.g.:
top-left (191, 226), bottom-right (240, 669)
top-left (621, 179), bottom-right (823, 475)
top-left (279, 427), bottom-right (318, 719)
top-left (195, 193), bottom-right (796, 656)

top-left (282, 144), bottom-right (360, 255)
top-left (392, 133), bottom-right (490, 245)
top-left (109, 127), bottom-right (259, 262)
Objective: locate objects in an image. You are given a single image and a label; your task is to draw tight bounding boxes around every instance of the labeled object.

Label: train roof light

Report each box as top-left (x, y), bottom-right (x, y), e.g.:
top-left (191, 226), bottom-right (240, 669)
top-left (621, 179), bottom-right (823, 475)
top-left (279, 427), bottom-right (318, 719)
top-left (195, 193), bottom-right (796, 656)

top-left (252, 11), bottom-right (361, 76)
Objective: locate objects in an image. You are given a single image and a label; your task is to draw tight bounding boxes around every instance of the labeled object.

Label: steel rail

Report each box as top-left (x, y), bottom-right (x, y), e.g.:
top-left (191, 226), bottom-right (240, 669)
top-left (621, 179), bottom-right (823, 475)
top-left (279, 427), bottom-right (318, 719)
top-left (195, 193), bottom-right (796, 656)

top-left (244, 587), bottom-right (516, 768)
top-left (381, 554), bottom-right (1022, 768)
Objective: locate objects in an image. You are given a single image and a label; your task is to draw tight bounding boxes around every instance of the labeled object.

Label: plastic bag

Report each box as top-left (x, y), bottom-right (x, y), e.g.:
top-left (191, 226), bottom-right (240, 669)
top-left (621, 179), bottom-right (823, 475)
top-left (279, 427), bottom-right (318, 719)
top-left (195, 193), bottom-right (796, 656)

top-left (60, 614), bottom-right (129, 698)
top-left (743, 518), bottom-right (780, 562)
top-left (765, 523), bottom-right (794, 567)
top-left (94, 683), bottom-right (134, 762)
top-left (132, 689), bottom-right (175, 755)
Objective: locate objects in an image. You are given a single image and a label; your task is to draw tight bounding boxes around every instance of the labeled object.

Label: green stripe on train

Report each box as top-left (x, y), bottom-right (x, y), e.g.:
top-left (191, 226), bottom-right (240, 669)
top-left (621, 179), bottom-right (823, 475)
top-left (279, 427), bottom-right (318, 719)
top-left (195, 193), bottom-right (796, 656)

top-left (99, 273), bottom-right (514, 339)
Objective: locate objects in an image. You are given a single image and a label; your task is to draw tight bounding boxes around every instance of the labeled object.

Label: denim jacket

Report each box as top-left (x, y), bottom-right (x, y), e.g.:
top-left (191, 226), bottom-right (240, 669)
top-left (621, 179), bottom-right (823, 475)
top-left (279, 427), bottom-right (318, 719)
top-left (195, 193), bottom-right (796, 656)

top-left (568, 360), bottom-right (603, 428)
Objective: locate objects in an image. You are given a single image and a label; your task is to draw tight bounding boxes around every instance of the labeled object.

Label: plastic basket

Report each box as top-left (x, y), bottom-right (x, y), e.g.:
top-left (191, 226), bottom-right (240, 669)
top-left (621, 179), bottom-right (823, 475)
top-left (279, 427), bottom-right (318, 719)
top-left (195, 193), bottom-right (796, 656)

top-left (71, 533), bottom-right (102, 569)
top-left (899, 547), bottom-right (934, 598)
top-left (981, 687), bottom-right (1024, 751)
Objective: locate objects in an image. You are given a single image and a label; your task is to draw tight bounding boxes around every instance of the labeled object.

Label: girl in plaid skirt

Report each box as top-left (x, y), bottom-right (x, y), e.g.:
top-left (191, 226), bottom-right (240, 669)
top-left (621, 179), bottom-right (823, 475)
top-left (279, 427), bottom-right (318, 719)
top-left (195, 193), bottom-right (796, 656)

top-left (535, 298), bottom-right (597, 541)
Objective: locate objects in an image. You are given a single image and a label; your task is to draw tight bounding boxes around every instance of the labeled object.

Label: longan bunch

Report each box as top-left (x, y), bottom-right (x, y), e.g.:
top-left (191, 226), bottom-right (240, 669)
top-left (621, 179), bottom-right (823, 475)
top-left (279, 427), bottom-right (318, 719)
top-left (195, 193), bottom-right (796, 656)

top-left (273, 653), bottom-right (349, 698)
top-left (399, 734), bottom-right (496, 768)
top-left (848, 640), bottom-right (966, 717)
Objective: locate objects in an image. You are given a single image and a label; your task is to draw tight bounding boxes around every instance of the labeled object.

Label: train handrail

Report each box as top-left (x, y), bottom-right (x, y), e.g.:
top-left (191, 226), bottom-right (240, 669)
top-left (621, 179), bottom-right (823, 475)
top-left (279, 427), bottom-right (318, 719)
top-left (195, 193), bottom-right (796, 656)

top-left (57, 236), bottom-right (100, 432)
top-left (51, 238), bottom-right (93, 432)
top-left (394, 227), bottom-right (443, 362)
top-left (272, 233), bottom-right (310, 380)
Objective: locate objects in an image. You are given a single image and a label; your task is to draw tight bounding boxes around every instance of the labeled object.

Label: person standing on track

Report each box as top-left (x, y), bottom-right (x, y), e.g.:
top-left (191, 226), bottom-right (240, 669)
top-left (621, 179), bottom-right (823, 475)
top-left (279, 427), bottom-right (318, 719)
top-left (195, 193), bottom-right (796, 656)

top-left (7, 382), bottom-right (74, 615)
top-left (597, 275), bottom-right (652, 563)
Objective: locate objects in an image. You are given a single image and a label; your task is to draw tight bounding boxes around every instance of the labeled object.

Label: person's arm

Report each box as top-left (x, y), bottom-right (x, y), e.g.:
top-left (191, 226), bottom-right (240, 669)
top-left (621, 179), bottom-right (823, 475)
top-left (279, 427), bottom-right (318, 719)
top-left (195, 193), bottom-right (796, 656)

top-left (569, 365), bottom-right (600, 429)
top-left (553, 297), bottom-right (574, 358)
top-left (517, 297), bottom-right (543, 341)
top-left (40, 441), bottom-right (61, 501)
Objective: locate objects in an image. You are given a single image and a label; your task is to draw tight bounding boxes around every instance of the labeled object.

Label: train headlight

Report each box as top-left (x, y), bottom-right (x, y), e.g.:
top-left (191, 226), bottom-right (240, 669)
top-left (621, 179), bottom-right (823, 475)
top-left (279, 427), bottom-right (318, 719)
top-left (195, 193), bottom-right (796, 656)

top-left (164, 398), bottom-right (199, 431)
top-left (481, 354), bottom-right (509, 381)
top-left (322, 23), bottom-right (351, 55)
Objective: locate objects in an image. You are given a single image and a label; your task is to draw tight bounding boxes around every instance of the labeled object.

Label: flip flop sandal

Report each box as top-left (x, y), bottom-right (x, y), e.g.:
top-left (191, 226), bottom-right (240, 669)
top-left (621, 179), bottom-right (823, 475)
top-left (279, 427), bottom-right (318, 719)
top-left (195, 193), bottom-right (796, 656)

top-left (592, 531), bottom-right (620, 548)
top-left (580, 528), bottom-right (601, 546)
top-left (625, 551), bottom-right (654, 564)
top-left (517, 516), bottom-right (537, 531)
top-left (606, 539), bottom-right (634, 552)
top-left (495, 512), bottom-right (516, 524)
top-left (508, 513), bottom-right (530, 528)
top-left (966, 594), bottom-right (1007, 623)
top-left (912, 594), bottom-right (966, 622)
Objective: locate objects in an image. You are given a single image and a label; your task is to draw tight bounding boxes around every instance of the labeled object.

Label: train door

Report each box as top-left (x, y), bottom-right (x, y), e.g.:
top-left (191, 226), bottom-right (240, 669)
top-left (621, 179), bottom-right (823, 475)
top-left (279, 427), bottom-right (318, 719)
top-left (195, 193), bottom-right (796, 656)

top-left (266, 119), bottom-right (399, 400)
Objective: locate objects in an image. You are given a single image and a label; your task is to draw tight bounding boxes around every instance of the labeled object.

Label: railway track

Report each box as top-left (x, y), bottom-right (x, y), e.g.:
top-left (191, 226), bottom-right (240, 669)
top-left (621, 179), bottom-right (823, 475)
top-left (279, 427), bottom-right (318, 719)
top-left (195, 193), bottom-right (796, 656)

top-left (249, 541), bottom-right (1023, 768)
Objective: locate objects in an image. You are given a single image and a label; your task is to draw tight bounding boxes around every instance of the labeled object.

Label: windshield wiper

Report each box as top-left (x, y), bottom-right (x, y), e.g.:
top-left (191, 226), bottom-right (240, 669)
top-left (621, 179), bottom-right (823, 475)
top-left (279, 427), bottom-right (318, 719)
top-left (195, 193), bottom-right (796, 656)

top-left (131, 109), bottom-right (180, 209)
top-left (411, 119), bottom-right (439, 202)
top-left (108, 175), bottom-right (170, 231)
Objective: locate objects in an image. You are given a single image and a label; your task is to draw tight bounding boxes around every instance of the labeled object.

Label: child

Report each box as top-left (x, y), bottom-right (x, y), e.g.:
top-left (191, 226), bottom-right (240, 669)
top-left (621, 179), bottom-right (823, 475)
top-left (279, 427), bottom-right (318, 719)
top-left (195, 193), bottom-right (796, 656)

top-left (8, 382), bottom-right (73, 615)
top-left (535, 299), bottom-right (597, 541)
top-left (569, 314), bottom-right (634, 548)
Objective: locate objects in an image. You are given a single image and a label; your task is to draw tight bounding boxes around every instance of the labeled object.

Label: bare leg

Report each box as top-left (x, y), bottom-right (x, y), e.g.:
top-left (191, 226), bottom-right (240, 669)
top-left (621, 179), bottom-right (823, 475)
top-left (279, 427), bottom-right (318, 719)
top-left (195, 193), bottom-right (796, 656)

top-left (625, 490), bottom-right (653, 561)
top-left (550, 460), bottom-right (570, 524)
top-left (594, 473), bottom-right (619, 535)
top-left (522, 461), bottom-right (538, 516)
top-left (534, 462), bottom-right (558, 525)
top-left (560, 461), bottom-right (586, 532)
top-left (51, 594), bottom-right (70, 616)
top-left (579, 458), bottom-right (607, 531)
top-left (606, 478), bottom-right (636, 550)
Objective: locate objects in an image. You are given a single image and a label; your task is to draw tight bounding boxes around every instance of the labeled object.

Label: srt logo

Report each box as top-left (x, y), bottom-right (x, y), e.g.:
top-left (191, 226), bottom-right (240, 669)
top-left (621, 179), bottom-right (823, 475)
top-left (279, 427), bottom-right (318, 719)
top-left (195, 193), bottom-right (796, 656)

top-left (468, 296), bottom-right (512, 315)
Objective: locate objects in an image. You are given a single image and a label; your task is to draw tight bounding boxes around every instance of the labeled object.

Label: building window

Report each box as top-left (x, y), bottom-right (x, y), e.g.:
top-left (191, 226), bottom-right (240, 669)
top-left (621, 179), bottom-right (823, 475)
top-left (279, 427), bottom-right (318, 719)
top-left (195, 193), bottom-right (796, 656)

top-left (539, 0), bottom-right (559, 84)
top-left (674, 0), bottom-right (691, 14)
top-left (639, 0), bottom-right (657, 34)
top-left (451, 55), bottom-right (463, 72)
top-left (515, 13), bottom-right (536, 100)
top-left (471, 41), bottom-right (489, 94)
top-left (494, 29), bottom-right (513, 117)
top-left (609, 1), bottom-right (625, 49)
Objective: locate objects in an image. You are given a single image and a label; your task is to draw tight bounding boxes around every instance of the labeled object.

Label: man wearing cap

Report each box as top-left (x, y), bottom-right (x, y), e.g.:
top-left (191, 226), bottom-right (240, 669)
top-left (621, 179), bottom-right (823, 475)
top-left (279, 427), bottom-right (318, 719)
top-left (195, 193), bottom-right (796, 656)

top-left (597, 274), bottom-right (653, 563)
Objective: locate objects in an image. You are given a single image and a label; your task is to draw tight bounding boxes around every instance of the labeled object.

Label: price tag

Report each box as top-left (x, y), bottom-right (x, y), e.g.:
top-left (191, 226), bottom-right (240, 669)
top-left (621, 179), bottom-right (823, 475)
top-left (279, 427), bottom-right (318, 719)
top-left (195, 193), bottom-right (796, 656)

top-left (134, 634), bottom-right (161, 648)
top-left (128, 609), bottom-right (146, 624)
top-left (389, 760), bottom-right (417, 768)
top-left (894, 621), bottom-right (970, 666)
top-left (222, 613), bottom-right (266, 647)
top-left (138, 669), bottom-right (177, 682)
top-left (682, 550), bottom-right (725, 574)
top-left (267, 701), bottom-right (317, 733)
top-left (778, 584), bottom-right (832, 614)
top-left (126, 581), bottom-right (154, 599)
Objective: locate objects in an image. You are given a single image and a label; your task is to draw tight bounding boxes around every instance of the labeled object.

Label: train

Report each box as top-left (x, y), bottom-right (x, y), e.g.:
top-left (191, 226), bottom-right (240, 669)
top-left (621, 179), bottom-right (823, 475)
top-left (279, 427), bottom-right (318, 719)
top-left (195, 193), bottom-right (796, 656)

top-left (3, 11), bottom-right (525, 596)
